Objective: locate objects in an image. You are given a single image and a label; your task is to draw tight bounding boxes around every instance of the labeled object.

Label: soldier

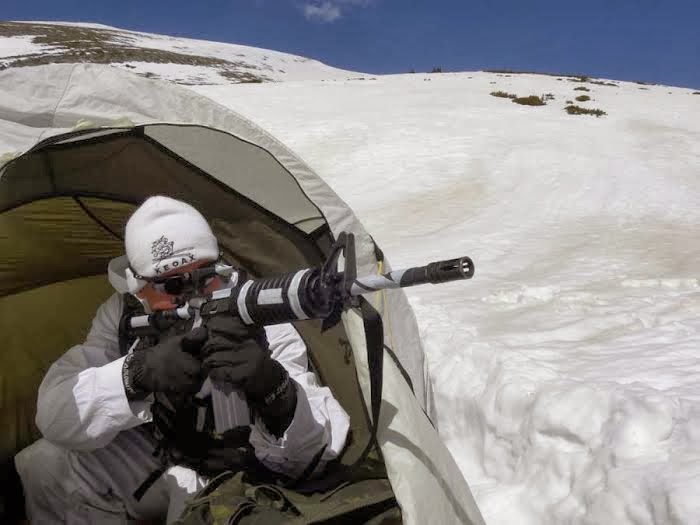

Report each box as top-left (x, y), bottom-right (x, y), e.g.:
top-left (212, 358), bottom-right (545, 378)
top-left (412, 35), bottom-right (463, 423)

top-left (15, 196), bottom-right (350, 524)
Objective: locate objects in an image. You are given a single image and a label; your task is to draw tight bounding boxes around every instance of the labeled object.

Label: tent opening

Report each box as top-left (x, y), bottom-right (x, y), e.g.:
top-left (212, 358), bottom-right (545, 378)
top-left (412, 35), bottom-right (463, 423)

top-left (0, 126), bottom-right (379, 479)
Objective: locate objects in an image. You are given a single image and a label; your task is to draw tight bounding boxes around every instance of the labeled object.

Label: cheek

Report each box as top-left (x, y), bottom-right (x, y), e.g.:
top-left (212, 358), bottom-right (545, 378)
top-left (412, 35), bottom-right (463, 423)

top-left (137, 286), bottom-right (177, 311)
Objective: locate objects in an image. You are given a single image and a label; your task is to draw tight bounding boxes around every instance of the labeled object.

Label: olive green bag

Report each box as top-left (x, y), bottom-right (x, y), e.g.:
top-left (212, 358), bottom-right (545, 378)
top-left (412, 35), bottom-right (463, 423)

top-left (175, 463), bottom-right (401, 525)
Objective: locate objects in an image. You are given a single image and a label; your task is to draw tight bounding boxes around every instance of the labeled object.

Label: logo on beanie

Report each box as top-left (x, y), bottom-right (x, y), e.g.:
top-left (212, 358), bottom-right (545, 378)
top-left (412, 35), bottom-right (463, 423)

top-left (151, 236), bottom-right (175, 262)
top-left (150, 235), bottom-right (197, 275)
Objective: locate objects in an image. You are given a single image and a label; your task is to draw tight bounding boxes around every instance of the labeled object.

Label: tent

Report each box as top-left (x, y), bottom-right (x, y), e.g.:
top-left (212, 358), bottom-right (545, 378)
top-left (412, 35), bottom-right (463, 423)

top-left (0, 63), bottom-right (485, 525)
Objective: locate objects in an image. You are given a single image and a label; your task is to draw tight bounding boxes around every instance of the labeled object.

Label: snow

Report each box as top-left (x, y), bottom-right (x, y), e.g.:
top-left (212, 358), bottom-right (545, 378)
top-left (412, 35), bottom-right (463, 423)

top-left (122, 32), bottom-right (357, 82)
top-left (116, 62), bottom-right (226, 85)
top-left (192, 72), bottom-right (700, 524)
top-left (0, 35), bottom-right (49, 59)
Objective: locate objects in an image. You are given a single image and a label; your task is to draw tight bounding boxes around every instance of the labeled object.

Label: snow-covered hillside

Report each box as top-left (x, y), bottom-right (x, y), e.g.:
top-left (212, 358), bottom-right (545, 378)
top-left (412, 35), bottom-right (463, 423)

top-left (0, 21), bottom-right (359, 84)
top-left (192, 73), bottom-right (700, 524)
top-left (3, 20), bottom-right (700, 525)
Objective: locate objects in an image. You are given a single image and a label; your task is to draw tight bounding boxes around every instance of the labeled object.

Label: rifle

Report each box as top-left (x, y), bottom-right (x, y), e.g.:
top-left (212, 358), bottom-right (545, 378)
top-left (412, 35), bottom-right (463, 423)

top-left (123, 232), bottom-right (474, 432)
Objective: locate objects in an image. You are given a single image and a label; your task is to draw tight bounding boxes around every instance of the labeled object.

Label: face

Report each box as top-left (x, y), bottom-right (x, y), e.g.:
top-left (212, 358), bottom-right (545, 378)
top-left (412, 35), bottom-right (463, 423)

top-left (136, 260), bottom-right (223, 311)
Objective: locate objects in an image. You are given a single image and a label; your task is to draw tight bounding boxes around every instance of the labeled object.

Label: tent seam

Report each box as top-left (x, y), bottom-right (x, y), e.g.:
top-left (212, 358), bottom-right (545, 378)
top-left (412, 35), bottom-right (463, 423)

top-left (73, 196), bottom-right (124, 241)
top-left (51, 64), bottom-right (78, 129)
top-left (32, 64), bottom-right (79, 147)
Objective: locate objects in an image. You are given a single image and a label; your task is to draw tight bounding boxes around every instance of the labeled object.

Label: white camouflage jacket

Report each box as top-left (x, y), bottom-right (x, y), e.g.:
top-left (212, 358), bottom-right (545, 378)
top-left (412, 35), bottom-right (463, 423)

top-left (35, 292), bottom-right (350, 478)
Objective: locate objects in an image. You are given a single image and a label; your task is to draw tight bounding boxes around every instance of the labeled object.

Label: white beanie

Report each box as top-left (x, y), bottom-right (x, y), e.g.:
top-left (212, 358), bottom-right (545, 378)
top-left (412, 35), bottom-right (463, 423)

top-left (125, 196), bottom-right (219, 278)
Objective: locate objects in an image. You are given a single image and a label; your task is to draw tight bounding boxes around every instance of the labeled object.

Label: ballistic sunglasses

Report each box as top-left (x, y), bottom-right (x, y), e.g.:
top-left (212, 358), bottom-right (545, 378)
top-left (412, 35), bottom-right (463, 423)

top-left (133, 264), bottom-right (219, 296)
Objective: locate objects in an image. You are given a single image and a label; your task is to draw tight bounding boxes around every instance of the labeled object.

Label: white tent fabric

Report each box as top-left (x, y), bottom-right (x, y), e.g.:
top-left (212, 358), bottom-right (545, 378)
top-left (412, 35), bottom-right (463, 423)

top-left (0, 63), bottom-right (485, 525)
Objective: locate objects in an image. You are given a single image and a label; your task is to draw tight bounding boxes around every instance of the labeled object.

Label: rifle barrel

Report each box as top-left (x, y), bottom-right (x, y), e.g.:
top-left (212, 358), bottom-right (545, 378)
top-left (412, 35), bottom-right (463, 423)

top-left (350, 256), bottom-right (474, 295)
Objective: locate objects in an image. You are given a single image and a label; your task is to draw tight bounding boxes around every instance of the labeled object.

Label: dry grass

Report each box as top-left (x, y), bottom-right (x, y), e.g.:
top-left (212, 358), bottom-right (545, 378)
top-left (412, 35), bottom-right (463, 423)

top-left (575, 95), bottom-right (591, 102)
top-left (512, 95), bottom-right (546, 106)
top-left (574, 86), bottom-right (590, 92)
top-left (491, 91), bottom-right (551, 106)
top-left (0, 22), bottom-right (269, 84)
top-left (219, 70), bottom-right (264, 83)
top-left (490, 91), bottom-right (517, 99)
top-left (565, 105), bottom-right (606, 117)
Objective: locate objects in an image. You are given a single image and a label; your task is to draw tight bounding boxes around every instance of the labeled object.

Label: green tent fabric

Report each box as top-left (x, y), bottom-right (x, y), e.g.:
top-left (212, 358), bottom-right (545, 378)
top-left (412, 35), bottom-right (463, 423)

top-left (0, 63), bottom-right (485, 525)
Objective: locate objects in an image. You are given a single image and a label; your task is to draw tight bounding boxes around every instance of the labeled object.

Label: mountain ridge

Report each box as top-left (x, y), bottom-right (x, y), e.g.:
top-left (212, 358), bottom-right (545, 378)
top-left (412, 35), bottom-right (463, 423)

top-left (0, 20), bottom-right (360, 85)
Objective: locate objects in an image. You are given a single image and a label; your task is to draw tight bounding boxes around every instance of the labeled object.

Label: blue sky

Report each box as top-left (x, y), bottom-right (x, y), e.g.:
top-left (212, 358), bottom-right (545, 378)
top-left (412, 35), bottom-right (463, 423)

top-left (5, 0), bottom-right (700, 88)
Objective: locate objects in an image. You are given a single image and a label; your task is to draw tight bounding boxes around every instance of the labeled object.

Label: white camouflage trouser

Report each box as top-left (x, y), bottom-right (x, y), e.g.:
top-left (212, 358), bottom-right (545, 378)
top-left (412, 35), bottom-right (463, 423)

top-left (14, 427), bottom-right (208, 524)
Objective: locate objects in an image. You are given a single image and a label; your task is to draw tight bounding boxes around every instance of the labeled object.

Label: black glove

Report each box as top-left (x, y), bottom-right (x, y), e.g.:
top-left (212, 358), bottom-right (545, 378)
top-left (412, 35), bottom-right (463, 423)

top-left (195, 446), bottom-right (258, 478)
top-left (150, 404), bottom-right (256, 477)
top-left (122, 328), bottom-right (207, 399)
top-left (202, 316), bottom-right (297, 437)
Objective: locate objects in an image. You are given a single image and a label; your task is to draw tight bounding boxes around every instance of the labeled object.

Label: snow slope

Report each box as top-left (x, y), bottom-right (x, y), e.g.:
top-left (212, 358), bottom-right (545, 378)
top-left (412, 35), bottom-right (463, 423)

top-left (192, 72), bottom-right (700, 524)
